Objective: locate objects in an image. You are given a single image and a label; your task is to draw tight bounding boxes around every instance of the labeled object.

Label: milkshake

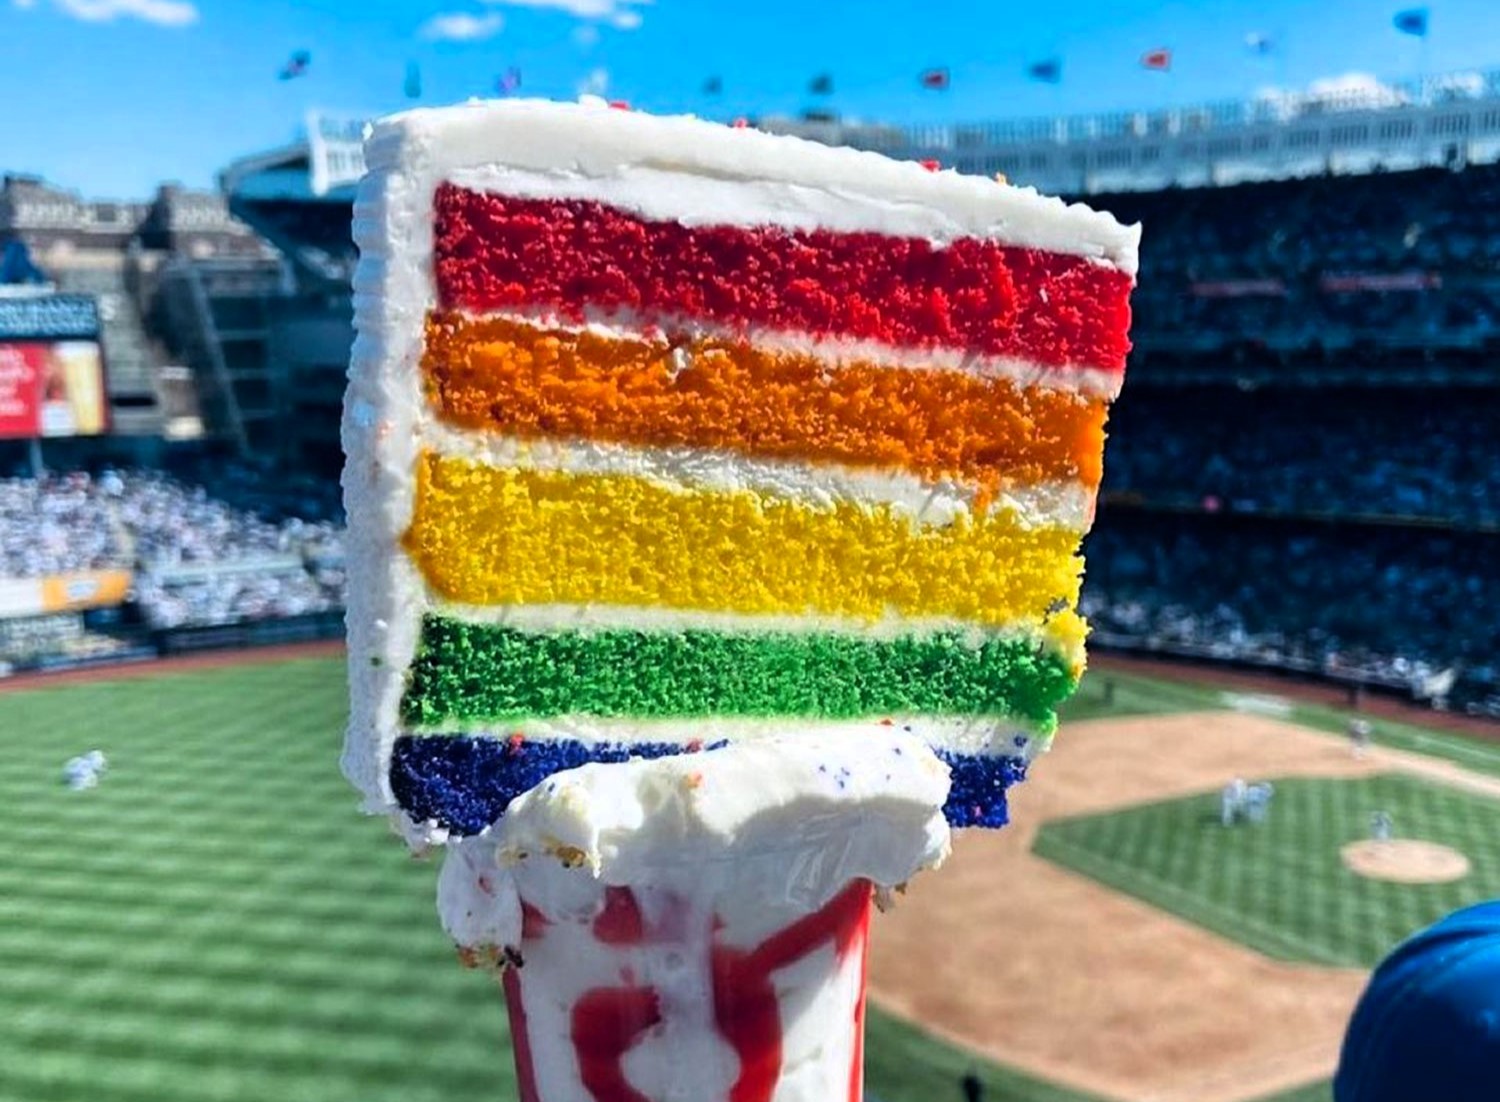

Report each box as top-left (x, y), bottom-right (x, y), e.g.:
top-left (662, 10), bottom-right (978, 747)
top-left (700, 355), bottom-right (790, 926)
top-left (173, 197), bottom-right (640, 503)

top-left (438, 731), bottom-right (952, 1102)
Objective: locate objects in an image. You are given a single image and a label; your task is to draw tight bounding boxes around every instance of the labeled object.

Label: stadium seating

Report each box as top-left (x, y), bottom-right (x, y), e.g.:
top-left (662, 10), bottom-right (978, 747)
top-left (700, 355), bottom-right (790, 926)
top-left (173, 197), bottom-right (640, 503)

top-left (1079, 163), bottom-right (1500, 718)
top-left (0, 466), bottom-right (343, 633)
top-left (1102, 387), bottom-right (1500, 527)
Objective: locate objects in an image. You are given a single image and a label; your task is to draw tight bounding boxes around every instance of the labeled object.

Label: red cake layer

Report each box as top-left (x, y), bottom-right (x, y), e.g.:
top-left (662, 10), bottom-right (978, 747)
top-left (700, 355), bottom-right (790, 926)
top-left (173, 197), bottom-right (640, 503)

top-left (433, 184), bottom-right (1134, 372)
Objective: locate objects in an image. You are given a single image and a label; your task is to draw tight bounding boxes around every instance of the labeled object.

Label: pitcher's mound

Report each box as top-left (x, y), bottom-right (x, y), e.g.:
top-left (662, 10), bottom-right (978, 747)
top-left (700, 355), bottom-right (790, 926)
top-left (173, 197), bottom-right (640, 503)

top-left (1341, 839), bottom-right (1471, 884)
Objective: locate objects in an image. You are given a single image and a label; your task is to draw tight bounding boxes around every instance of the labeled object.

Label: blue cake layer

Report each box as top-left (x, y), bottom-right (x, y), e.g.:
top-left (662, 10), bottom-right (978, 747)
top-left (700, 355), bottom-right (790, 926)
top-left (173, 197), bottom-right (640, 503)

top-left (390, 733), bottom-right (1027, 836)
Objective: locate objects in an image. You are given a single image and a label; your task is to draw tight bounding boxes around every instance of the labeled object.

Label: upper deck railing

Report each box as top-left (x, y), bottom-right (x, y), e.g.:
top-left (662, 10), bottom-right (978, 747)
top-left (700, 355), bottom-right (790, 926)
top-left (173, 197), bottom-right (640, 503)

top-left (764, 69), bottom-right (1500, 193)
top-left (235, 69), bottom-right (1500, 201)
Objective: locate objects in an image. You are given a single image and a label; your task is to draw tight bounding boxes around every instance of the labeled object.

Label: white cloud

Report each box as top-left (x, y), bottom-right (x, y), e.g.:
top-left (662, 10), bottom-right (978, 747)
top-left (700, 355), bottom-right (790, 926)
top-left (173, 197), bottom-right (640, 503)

top-left (421, 10), bottom-right (504, 41)
top-left (484, 0), bottom-right (649, 29)
top-left (1306, 72), bottom-right (1408, 108)
top-left (571, 22), bottom-right (599, 48)
top-left (1254, 71), bottom-right (1410, 121)
top-left (18, 0), bottom-right (199, 24)
top-left (577, 66), bottom-right (609, 96)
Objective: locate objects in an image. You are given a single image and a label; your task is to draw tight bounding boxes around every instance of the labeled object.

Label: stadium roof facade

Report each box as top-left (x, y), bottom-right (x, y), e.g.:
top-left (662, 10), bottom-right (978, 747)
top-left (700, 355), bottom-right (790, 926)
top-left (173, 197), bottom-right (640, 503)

top-left (228, 69), bottom-right (1500, 206)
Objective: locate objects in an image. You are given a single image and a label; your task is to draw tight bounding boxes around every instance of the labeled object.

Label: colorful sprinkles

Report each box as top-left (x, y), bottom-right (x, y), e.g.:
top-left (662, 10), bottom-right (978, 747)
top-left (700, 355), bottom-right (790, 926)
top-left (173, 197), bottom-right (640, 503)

top-left (391, 733), bottom-right (1025, 834)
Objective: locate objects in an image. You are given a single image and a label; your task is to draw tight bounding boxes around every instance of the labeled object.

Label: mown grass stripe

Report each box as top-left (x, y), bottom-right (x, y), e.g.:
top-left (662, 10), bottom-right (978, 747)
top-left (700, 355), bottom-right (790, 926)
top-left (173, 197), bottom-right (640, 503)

top-left (401, 615), bottom-right (1076, 729)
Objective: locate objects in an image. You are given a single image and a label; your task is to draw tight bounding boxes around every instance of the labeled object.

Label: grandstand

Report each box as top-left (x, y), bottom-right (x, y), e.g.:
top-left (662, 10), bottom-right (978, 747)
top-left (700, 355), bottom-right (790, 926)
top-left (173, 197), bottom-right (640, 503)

top-left (0, 173), bottom-right (276, 453)
top-left (0, 170), bottom-right (351, 676)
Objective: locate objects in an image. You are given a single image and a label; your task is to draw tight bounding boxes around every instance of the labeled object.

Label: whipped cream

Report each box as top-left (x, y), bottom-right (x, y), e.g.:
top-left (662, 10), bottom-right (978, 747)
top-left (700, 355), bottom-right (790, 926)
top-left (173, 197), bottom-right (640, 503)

top-left (438, 727), bottom-right (951, 949)
top-left (437, 728), bottom-right (951, 1102)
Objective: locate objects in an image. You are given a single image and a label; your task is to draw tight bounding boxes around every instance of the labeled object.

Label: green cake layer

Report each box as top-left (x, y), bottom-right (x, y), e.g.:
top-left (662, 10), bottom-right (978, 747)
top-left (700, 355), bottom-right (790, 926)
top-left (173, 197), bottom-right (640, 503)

top-left (400, 615), bottom-right (1077, 730)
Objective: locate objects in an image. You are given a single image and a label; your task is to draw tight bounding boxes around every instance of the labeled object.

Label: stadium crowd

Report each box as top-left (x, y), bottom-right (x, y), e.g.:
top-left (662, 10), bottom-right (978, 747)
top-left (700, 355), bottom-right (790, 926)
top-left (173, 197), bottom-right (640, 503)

top-left (1105, 161), bottom-right (1500, 338)
top-left (1102, 388), bottom-right (1500, 527)
top-left (0, 468), bottom-right (343, 629)
top-left (1081, 517), bottom-right (1500, 718)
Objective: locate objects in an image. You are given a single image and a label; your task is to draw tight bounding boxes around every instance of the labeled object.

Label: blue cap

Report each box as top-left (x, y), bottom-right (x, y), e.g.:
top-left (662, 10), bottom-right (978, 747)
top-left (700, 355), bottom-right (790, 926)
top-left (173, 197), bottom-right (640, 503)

top-left (1335, 901), bottom-right (1500, 1102)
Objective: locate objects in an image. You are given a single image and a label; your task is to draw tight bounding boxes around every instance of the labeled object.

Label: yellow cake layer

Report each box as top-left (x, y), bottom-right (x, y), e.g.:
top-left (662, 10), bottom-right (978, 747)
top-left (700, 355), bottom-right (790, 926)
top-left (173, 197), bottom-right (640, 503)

top-left (404, 452), bottom-right (1087, 650)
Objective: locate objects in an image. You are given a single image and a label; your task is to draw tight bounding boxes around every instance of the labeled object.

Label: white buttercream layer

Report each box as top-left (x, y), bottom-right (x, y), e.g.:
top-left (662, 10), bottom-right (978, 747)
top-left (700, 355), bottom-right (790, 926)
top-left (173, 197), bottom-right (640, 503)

top-left (428, 306), bottom-right (1125, 399)
top-left (421, 423), bottom-right (1093, 530)
top-left (427, 598), bottom-right (1074, 651)
top-left (408, 713), bottom-right (1046, 762)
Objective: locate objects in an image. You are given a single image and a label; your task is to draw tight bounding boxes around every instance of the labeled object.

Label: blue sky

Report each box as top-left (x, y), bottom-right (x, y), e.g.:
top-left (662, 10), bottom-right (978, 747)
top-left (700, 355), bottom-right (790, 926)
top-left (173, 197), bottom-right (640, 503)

top-left (3, 0), bottom-right (1500, 197)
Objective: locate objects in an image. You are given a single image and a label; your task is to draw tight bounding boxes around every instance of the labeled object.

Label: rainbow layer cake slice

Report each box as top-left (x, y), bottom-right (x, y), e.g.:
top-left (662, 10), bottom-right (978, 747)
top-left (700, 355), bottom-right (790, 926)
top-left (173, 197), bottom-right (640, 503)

top-left (342, 98), bottom-right (1138, 844)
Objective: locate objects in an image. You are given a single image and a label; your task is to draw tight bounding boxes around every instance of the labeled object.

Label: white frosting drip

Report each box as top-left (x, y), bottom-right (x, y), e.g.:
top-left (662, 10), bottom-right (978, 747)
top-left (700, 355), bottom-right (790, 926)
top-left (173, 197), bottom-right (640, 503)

top-left (438, 728), bottom-right (951, 949)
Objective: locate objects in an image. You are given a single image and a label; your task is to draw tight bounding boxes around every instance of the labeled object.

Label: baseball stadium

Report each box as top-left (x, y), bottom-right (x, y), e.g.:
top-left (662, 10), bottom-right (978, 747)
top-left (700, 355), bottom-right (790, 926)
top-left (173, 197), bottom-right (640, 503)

top-left (5, 7), bottom-right (1500, 1102)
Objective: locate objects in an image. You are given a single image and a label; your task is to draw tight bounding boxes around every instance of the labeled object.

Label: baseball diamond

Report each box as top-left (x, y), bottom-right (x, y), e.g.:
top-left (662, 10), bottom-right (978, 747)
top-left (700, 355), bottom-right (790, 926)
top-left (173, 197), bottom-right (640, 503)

top-left (4, 650), bottom-right (1498, 1102)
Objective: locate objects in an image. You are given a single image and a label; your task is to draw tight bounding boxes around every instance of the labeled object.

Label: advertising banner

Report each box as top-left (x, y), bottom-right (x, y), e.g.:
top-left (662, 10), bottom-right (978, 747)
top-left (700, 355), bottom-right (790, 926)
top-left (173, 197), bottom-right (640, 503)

top-left (0, 340), bottom-right (109, 439)
top-left (0, 569), bottom-right (133, 619)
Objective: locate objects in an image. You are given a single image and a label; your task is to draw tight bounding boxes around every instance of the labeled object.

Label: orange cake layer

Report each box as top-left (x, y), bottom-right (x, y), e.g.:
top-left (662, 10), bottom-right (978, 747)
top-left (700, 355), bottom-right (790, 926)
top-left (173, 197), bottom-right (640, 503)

top-left (422, 312), bottom-right (1108, 502)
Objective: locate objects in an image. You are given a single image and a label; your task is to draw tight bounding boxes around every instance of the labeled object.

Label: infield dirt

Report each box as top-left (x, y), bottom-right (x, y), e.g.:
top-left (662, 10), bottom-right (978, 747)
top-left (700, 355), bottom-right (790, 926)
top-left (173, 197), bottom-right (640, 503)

top-left (867, 711), bottom-right (1498, 1102)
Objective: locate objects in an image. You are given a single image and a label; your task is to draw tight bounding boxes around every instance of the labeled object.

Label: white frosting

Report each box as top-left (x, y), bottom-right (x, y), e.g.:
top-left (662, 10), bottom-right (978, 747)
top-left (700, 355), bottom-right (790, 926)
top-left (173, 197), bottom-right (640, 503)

top-left (371, 99), bottom-right (1139, 274)
top-left (438, 727), bottom-right (950, 946)
top-left (422, 422), bottom-right (1093, 531)
top-left (436, 307), bottom-right (1125, 399)
top-left (428, 598), bottom-right (1071, 650)
top-left (344, 97), bottom-right (1121, 836)
top-left (410, 710), bottom-right (1044, 761)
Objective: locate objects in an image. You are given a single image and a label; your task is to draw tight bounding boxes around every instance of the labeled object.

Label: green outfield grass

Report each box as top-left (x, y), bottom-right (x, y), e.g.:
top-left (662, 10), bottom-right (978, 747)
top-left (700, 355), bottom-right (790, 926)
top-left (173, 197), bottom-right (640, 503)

top-left (0, 655), bottom-right (1097, 1102)
top-left (5, 654), bottom-right (1493, 1102)
top-left (1035, 773), bottom-right (1500, 968)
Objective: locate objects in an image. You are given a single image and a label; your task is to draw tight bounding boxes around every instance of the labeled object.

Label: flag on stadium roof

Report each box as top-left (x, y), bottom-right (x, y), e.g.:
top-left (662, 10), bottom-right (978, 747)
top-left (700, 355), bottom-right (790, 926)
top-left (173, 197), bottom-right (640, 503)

top-left (1027, 58), bottom-right (1062, 83)
top-left (1393, 7), bottom-right (1429, 37)
top-left (702, 76), bottom-right (723, 96)
top-left (278, 50), bottom-right (311, 81)
top-left (1245, 32), bottom-right (1273, 55)
top-left (497, 67), bottom-right (522, 96)
top-left (919, 67), bottom-right (950, 91)
top-left (404, 62), bottom-right (422, 100)
top-left (0, 240), bottom-right (46, 286)
top-left (1140, 48), bottom-right (1172, 71)
top-left (808, 73), bottom-right (834, 96)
